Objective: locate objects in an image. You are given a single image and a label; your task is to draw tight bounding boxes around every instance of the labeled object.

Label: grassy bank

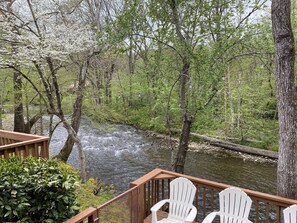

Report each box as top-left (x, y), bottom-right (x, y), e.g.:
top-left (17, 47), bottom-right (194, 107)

top-left (77, 178), bottom-right (114, 211)
top-left (83, 102), bottom-right (279, 152)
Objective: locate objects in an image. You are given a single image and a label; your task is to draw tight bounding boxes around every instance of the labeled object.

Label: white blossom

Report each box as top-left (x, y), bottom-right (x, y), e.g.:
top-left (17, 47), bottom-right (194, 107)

top-left (0, 0), bottom-right (97, 68)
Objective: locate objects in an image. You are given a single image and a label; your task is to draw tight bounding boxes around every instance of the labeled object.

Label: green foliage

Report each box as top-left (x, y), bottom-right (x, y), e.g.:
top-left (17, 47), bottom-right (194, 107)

top-left (83, 100), bottom-right (127, 124)
top-left (2, 0), bottom-right (280, 152)
top-left (0, 157), bottom-right (79, 223)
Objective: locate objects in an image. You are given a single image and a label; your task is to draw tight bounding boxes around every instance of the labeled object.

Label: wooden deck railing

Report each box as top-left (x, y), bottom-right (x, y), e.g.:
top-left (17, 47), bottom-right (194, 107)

top-left (64, 186), bottom-right (141, 223)
top-left (64, 168), bottom-right (297, 223)
top-left (0, 129), bottom-right (49, 159)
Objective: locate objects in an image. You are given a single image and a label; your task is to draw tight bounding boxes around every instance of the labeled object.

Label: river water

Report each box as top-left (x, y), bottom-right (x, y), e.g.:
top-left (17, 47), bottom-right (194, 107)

top-left (49, 118), bottom-right (277, 194)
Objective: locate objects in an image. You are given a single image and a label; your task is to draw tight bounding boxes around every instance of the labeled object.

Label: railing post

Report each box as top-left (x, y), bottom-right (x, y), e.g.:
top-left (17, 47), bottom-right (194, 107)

top-left (129, 185), bottom-right (145, 223)
top-left (130, 187), bottom-right (138, 223)
top-left (43, 140), bottom-right (49, 158)
top-left (138, 185), bottom-right (145, 223)
top-left (88, 209), bottom-right (98, 223)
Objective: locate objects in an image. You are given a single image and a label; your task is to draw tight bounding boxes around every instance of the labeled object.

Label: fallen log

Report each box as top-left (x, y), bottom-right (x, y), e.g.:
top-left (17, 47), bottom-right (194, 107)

top-left (171, 129), bottom-right (278, 159)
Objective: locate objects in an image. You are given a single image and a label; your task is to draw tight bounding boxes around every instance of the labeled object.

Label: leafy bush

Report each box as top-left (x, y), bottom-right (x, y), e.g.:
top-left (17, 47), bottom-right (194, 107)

top-left (0, 157), bottom-right (79, 223)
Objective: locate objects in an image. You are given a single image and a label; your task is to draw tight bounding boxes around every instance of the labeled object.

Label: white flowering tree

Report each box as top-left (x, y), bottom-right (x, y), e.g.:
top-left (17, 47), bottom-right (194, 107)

top-left (0, 0), bottom-right (99, 182)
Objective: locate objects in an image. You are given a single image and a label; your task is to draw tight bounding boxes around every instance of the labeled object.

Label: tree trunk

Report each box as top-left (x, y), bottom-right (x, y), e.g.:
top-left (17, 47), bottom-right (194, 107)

top-left (105, 63), bottom-right (114, 104)
top-left (0, 104), bottom-right (2, 129)
top-left (128, 44), bottom-right (135, 107)
top-left (95, 68), bottom-right (103, 105)
top-left (7, 0), bottom-right (24, 132)
top-left (56, 63), bottom-right (87, 162)
top-left (55, 50), bottom-right (92, 182)
top-left (13, 71), bottom-right (25, 132)
top-left (24, 114), bottom-right (43, 134)
top-left (0, 77), bottom-right (7, 130)
top-left (171, 129), bottom-right (278, 159)
top-left (62, 120), bottom-right (87, 183)
top-left (169, 0), bottom-right (192, 173)
top-left (237, 71), bottom-right (242, 130)
top-left (174, 112), bottom-right (192, 173)
top-left (55, 93), bottom-right (83, 162)
top-left (227, 65), bottom-right (234, 130)
top-left (173, 60), bottom-right (191, 173)
top-left (54, 52), bottom-right (91, 182)
top-left (272, 0), bottom-right (297, 199)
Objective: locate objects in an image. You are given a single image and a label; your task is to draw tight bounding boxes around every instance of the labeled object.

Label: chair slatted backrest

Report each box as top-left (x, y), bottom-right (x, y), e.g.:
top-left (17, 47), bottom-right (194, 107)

top-left (168, 177), bottom-right (197, 221)
top-left (284, 204), bottom-right (297, 223)
top-left (219, 187), bottom-right (252, 223)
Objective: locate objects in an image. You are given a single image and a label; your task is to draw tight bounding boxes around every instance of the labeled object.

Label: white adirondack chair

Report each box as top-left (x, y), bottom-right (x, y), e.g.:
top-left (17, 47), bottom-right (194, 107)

top-left (151, 177), bottom-right (197, 223)
top-left (202, 187), bottom-right (252, 223)
top-left (284, 204), bottom-right (297, 223)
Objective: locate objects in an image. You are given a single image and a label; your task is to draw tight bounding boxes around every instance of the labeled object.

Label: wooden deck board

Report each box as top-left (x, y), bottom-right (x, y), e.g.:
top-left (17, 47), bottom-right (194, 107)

top-left (144, 211), bottom-right (198, 223)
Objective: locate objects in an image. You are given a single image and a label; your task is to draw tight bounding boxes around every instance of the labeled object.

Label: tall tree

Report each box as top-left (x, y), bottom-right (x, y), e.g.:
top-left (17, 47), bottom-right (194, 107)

top-left (5, 1), bottom-right (25, 132)
top-left (271, 0), bottom-right (297, 198)
top-left (0, 0), bottom-right (46, 133)
top-left (0, 0), bottom-right (98, 182)
top-left (55, 48), bottom-right (94, 164)
top-left (168, 0), bottom-right (192, 173)
top-left (112, 0), bottom-right (267, 173)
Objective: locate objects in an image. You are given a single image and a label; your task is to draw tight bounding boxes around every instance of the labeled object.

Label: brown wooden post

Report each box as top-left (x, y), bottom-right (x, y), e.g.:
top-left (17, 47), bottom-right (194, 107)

top-left (130, 187), bottom-right (139, 223)
top-left (130, 185), bottom-right (145, 223)
top-left (129, 185), bottom-right (145, 223)
top-left (33, 143), bottom-right (38, 157)
top-left (138, 184), bottom-right (145, 223)
top-left (39, 141), bottom-right (47, 159)
top-left (24, 144), bottom-right (29, 157)
top-left (88, 209), bottom-right (98, 223)
top-left (276, 206), bottom-right (281, 223)
top-left (4, 149), bottom-right (8, 158)
top-left (14, 147), bottom-right (18, 157)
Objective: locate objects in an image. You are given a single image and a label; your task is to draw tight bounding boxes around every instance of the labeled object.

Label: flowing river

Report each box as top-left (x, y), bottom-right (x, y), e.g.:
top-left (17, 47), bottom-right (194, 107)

top-left (49, 118), bottom-right (277, 194)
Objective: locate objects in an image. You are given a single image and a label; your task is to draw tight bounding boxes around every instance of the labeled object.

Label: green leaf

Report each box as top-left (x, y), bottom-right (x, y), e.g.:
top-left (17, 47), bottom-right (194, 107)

top-left (4, 210), bottom-right (11, 217)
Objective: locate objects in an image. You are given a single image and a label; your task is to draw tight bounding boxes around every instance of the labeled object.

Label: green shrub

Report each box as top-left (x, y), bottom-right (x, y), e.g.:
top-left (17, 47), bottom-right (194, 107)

top-left (0, 157), bottom-right (79, 223)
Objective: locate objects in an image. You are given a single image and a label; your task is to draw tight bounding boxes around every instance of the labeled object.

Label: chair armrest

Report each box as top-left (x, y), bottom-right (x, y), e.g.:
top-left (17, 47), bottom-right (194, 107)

top-left (151, 199), bottom-right (169, 223)
top-left (202, 211), bottom-right (219, 223)
top-left (151, 199), bottom-right (169, 213)
top-left (185, 205), bottom-right (197, 223)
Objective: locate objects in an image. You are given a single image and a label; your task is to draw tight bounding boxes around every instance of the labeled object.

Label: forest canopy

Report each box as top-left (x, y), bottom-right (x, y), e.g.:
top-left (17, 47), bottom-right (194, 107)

top-left (0, 0), bottom-right (282, 150)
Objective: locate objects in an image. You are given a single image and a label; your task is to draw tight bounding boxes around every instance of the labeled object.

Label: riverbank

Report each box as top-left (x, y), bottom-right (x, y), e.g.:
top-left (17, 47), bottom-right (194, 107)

top-left (1, 114), bottom-right (278, 161)
top-left (145, 130), bottom-right (278, 161)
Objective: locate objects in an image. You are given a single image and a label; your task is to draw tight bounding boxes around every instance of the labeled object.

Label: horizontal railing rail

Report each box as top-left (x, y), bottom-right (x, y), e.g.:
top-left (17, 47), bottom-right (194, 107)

top-left (0, 130), bottom-right (49, 159)
top-left (64, 207), bottom-right (98, 223)
top-left (65, 168), bottom-right (297, 223)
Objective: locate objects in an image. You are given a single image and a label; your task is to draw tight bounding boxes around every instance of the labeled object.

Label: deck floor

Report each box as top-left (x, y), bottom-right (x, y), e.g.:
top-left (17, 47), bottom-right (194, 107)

top-left (144, 211), bottom-right (198, 223)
